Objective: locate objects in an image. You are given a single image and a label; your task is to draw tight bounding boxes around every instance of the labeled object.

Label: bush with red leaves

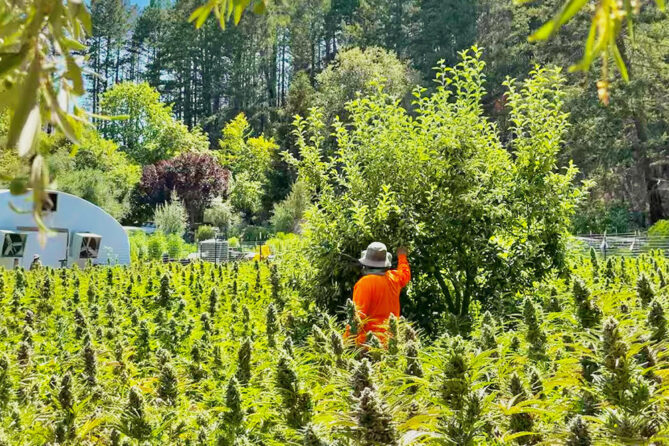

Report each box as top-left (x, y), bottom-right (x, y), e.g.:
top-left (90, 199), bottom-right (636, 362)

top-left (140, 153), bottom-right (230, 224)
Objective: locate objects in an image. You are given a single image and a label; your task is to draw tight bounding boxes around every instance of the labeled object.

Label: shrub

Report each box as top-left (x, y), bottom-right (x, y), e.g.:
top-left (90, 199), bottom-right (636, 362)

top-left (154, 192), bottom-right (188, 236)
top-left (271, 181), bottom-right (310, 233)
top-left (649, 220), bottom-right (669, 238)
top-left (196, 225), bottom-right (216, 242)
top-left (287, 48), bottom-right (584, 330)
top-left (141, 153), bottom-right (229, 224)
top-left (147, 232), bottom-right (167, 260)
top-left (129, 231), bottom-right (149, 261)
top-left (166, 234), bottom-right (183, 259)
top-left (228, 237), bottom-right (240, 248)
top-left (204, 198), bottom-right (240, 234)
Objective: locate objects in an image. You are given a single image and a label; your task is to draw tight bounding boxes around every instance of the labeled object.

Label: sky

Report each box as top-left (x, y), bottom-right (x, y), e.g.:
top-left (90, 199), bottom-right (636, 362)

top-left (131, 0), bottom-right (149, 8)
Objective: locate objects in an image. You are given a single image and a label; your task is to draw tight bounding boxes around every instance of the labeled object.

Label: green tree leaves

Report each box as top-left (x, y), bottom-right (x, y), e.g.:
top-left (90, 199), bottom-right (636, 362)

top-left (522, 0), bottom-right (667, 103)
top-left (189, 0), bottom-right (268, 29)
top-left (289, 48), bottom-right (584, 330)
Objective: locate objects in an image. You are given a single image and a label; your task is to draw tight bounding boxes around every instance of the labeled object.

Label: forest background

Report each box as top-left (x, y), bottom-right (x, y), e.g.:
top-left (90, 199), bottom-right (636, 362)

top-left (1, 0), bottom-right (668, 236)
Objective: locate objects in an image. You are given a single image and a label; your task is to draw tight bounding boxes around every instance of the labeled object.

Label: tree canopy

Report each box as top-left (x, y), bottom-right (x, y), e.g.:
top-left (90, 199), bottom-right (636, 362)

top-left (288, 50), bottom-right (584, 331)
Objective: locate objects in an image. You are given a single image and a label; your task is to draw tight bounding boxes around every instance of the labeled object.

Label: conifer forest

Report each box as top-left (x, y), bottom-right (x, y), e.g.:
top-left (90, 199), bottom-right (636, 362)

top-left (1, 0), bottom-right (669, 444)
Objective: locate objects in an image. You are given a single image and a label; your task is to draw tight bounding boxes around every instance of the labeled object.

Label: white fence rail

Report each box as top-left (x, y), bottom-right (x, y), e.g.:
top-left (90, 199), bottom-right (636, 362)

top-left (573, 233), bottom-right (669, 257)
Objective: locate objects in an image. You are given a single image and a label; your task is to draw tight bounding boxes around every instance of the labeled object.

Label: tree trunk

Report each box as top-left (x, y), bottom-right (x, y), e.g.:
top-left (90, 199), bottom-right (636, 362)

top-left (618, 34), bottom-right (664, 224)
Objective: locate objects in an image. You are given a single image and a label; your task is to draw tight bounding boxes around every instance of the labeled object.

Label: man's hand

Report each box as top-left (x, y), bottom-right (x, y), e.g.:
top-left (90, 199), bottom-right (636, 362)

top-left (397, 247), bottom-right (408, 257)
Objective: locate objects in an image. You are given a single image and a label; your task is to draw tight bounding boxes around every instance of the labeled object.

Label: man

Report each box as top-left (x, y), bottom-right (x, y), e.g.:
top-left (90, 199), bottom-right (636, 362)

top-left (30, 254), bottom-right (42, 271)
top-left (350, 242), bottom-right (411, 344)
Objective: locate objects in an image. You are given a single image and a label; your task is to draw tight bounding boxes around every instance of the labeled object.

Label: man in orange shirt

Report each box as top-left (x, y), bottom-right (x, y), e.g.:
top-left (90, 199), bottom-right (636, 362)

top-left (351, 242), bottom-right (411, 344)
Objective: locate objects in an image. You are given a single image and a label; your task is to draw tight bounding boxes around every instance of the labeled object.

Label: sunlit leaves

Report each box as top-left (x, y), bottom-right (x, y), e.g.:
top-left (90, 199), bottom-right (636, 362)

top-left (0, 0), bottom-right (90, 233)
top-left (188, 0), bottom-right (268, 29)
top-left (521, 0), bottom-right (666, 103)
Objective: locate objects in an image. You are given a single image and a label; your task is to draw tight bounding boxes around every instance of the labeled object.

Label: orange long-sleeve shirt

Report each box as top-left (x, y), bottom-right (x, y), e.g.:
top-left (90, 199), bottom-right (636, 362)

top-left (351, 254), bottom-right (411, 344)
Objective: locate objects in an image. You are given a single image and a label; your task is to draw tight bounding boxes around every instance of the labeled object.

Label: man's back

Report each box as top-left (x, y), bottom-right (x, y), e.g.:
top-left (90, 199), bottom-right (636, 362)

top-left (352, 253), bottom-right (411, 343)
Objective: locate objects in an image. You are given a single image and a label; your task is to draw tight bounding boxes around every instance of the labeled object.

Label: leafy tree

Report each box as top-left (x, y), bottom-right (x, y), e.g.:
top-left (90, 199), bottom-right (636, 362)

top-left (0, 0), bottom-right (91, 225)
top-left (229, 172), bottom-right (264, 219)
top-left (99, 82), bottom-right (210, 165)
top-left (219, 114), bottom-right (277, 183)
top-left (288, 49), bottom-right (584, 331)
top-left (140, 152), bottom-right (229, 224)
top-left (314, 47), bottom-right (416, 126)
top-left (48, 129), bottom-right (141, 220)
top-left (218, 113), bottom-right (277, 220)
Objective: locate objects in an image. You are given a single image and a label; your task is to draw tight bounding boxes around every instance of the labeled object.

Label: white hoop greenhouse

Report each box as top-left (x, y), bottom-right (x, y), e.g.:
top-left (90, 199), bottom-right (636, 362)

top-left (0, 190), bottom-right (130, 269)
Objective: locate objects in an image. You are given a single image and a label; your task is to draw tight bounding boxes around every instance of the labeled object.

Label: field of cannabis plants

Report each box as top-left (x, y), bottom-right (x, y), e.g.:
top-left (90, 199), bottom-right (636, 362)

top-left (0, 251), bottom-right (669, 445)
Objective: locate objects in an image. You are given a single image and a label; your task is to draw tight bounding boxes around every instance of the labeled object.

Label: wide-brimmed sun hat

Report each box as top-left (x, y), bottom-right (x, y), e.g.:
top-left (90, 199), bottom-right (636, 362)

top-left (359, 242), bottom-right (392, 268)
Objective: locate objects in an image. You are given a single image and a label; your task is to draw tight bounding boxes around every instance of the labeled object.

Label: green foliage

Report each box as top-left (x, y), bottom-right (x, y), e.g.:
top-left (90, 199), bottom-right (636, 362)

top-left (313, 46), bottom-right (415, 127)
top-left (154, 192), bottom-right (188, 236)
top-left (147, 232), bottom-right (167, 260)
top-left (99, 82), bottom-right (209, 165)
top-left (287, 49), bottom-right (584, 329)
top-left (219, 113), bottom-right (276, 184)
top-left (196, 225), bottom-right (216, 242)
top-left (204, 198), bottom-right (241, 234)
top-left (229, 172), bottom-right (264, 218)
top-left (649, 220), bottom-right (669, 238)
top-left (48, 129), bottom-right (141, 220)
top-left (0, 252), bottom-right (667, 442)
top-left (525, 0), bottom-right (666, 102)
top-left (271, 181), bottom-right (310, 233)
top-left (0, 0), bottom-right (90, 226)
